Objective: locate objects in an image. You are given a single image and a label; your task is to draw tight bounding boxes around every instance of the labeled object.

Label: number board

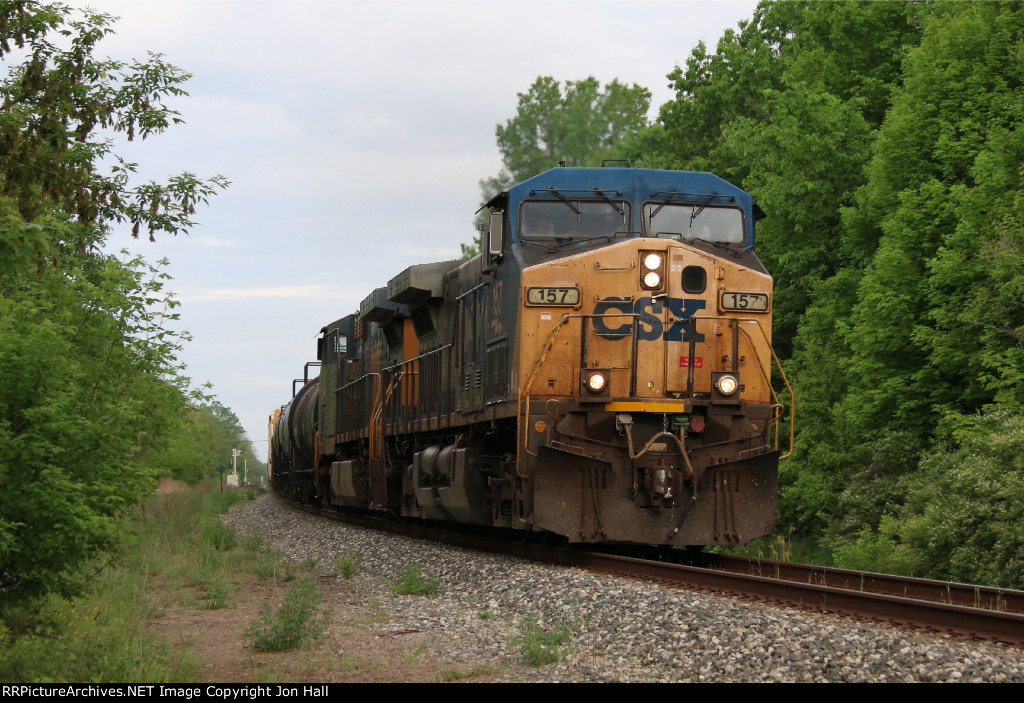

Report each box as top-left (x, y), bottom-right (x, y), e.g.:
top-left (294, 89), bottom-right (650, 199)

top-left (720, 291), bottom-right (769, 312)
top-left (526, 287), bottom-right (580, 306)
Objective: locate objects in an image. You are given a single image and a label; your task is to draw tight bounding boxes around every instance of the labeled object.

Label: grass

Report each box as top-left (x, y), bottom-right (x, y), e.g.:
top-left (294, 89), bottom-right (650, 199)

top-left (0, 483), bottom-right (258, 683)
top-left (404, 641), bottom-right (428, 662)
top-left (0, 485), bottom-right (517, 683)
top-left (511, 614), bottom-right (577, 666)
top-left (389, 563), bottom-right (439, 596)
top-left (335, 552), bottom-right (361, 579)
top-left (438, 664), bottom-right (501, 681)
top-left (244, 577), bottom-right (332, 652)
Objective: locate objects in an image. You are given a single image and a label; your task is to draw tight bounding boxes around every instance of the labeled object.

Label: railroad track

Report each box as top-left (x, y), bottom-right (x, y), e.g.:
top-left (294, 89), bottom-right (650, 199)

top-left (284, 497), bottom-right (1024, 647)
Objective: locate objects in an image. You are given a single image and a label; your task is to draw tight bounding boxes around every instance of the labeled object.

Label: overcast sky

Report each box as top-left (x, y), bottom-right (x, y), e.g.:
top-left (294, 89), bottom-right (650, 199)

top-left (68, 0), bottom-right (760, 461)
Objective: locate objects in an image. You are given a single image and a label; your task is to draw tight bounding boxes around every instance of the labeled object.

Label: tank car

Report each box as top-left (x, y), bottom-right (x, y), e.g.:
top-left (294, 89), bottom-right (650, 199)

top-left (270, 164), bottom-right (792, 546)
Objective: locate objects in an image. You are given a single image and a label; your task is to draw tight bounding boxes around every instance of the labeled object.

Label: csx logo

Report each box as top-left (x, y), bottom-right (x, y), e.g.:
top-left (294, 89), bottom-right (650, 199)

top-left (592, 296), bottom-right (706, 342)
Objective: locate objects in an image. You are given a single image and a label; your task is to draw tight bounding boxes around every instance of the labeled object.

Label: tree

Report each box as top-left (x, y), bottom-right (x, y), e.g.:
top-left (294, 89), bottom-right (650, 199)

top-left (0, 2), bottom-right (226, 605)
top-left (652, 1), bottom-right (925, 353)
top-left (783, 2), bottom-right (1024, 555)
top-left (493, 76), bottom-right (651, 182)
top-left (473, 76), bottom-right (651, 236)
top-left (0, 250), bottom-right (188, 601)
top-left (145, 399), bottom-right (261, 484)
top-left (0, 2), bottom-right (227, 262)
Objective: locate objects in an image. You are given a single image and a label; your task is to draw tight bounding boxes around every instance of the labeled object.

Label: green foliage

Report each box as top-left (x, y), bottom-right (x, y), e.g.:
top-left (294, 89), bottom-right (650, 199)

top-left (0, 489), bottom-right (262, 683)
top-left (244, 577), bottom-right (331, 652)
top-left (151, 401), bottom-right (258, 484)
top-left (0, 3), bottom-right (228, 607)
top-left (472, 75), bottom-right (650, 238)
top-left (492, 76), bottom-right (651, 184)
top-left (792, 3), bottom-right (1024, 537)
top-left (198, 578), bottom-right (232, 610)
top-left (389, 562), bottom-right (439, 596)
top-left (709, 86), bottom-right (873, 353)
top-left (820, 408), bottom-right (1024, 588)
top-left (647, 1), bottom-right (1024, 589)
top-left (460, 238), bottom-right (480, 260)
top-left (200, 522), bottom-right (237, 552)
top-left (0, 593), bottom-right (201, 683)
top-left (334, 552), bottom-right (361, 579)
top-left (0, 252), bottom-right (190, 602)
top-left (897, 409), bottom-right (1024, 588)
top-left (511, 613), bottom-right (576, 666)
top-left (0, 3), bottom-right (228, 252)
top-left (828, 516), bottom-right (925, 577)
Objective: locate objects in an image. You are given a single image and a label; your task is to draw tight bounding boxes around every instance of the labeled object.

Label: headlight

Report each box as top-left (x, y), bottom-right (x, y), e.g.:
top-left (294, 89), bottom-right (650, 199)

top-left (640, 250), bottom-right (665, 291)
top-left (715, 374), bottom-right (738, 396)
top-left (584, 371), bottom-right (607, 393)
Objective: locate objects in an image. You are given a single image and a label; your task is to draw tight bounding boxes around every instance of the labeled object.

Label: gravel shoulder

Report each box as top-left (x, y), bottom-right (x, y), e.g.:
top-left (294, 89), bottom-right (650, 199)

top-left (172, 495), bottom-right (1024, 683)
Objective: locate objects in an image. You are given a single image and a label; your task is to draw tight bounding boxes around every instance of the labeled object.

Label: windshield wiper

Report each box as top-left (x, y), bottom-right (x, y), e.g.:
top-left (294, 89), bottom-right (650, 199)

top-left (546, 187), bottom-right (581, 216)
top-left (689, 192), bottom-right (717, 226)
top-left (649, 190), bottom-right (678, 223)
top-left (591, 188), bottom-right (624, 216)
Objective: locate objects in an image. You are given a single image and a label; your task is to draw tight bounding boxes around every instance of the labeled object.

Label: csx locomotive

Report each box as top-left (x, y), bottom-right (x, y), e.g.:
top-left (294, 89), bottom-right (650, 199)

top-left (269, 164), bottom-right (792, 546)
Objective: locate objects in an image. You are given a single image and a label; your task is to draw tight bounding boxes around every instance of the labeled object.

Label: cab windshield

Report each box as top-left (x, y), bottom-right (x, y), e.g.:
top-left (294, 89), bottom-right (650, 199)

top-left (643, 202), bottom-right (745, 245)
top-left (519, 199), bottom-right (631, 242)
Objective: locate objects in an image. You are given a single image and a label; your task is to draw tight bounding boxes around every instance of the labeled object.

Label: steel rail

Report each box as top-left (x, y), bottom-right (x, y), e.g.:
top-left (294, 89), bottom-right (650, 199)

top-left (685, 553), bottom-right (1024, 615)
top-left (279, 497), bottom-right (1024, 647)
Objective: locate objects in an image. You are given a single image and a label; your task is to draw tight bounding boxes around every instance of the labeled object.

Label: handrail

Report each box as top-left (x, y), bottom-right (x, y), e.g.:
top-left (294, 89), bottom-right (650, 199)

top-left (516, 312), bottom-right (638, 472)
top-left (517, 311), bottom-right (796, 467)
top-left (687, 314), bottom-right (795, 459)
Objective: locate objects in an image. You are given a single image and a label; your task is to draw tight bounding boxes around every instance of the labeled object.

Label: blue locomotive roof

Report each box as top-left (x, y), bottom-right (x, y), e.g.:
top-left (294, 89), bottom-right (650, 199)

top-left (500, 167), bottom-right (758, 249)
top-left (507, 166), bottom-right (752, 208)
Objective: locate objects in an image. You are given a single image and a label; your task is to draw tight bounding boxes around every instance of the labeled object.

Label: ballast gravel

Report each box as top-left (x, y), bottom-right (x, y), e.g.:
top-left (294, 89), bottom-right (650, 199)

top-left (223, 496), bottom-right (1024, 683)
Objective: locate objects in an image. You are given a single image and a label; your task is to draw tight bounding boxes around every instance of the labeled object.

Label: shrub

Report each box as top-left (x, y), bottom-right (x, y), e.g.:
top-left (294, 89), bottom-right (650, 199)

top-left (389, 563), bottom-right (439, 596)
top-left (335, 552), bottom-right (361, 579)
top-left (511, 614), bottom-right (576, 666)
top-left (200, 522), bottom-right (236, 551)
top-left (244, 578), bottom-right (330, 652)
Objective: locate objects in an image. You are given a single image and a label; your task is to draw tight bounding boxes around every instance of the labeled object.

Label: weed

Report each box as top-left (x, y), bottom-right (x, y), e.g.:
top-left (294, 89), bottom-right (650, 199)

top-left (252, 551), bottom-right (281, 581)
top-left (200, 579), bottom-right (232, 610)
top-left (357, 599), bottom-right (388, 624)
top-left (200, 521), bottom-right (237, 551)
top-left (511, 613), bottom-right (576, 666)
top-left (243, 535), bottom-right (266, 553)
top-left (477, 609), bottom-right (492, 620)
top-left (389, 563), bottom-right (439, 596)
top-left (244, 578), bottom-right (331, 652)
top-left (404, 641), bottom-right (428, 662)
top-left (439, 664), bottom-right (500, 681)
top-left (335, 552), bottom-right (361, 579)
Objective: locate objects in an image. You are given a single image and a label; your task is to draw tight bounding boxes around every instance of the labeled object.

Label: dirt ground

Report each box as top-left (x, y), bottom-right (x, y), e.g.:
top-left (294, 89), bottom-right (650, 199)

top-left (147, 571), bottom-right (509, 684)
